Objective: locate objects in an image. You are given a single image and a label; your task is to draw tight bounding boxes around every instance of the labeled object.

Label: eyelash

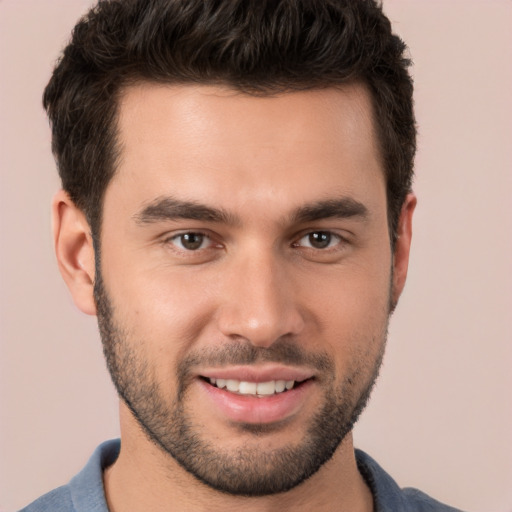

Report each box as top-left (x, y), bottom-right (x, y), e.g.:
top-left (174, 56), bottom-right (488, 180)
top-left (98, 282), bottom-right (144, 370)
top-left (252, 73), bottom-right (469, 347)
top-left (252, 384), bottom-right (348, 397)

top-left (292, 231), bottom-right (344, 251)
top-left (164, 231), bottom-right (216, 252)
top-left (163, 230), bottom-right (347, 254)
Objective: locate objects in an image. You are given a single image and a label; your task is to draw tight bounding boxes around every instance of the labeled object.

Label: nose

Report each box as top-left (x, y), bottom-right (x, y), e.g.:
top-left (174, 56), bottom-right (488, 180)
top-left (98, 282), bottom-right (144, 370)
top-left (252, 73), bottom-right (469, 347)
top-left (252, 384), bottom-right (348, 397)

top-left (216, 250), bottom-right (305, 347)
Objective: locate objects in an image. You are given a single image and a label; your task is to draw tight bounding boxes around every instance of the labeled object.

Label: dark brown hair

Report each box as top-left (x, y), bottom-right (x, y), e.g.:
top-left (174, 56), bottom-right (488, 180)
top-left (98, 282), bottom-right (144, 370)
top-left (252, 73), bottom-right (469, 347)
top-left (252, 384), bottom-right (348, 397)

top-left (43, 0), bottom-right (415, 241)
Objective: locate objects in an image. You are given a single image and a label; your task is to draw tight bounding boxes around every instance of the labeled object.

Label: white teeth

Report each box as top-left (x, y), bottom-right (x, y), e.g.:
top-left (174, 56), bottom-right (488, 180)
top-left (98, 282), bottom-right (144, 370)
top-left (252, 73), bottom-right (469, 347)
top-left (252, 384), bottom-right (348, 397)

top-left (226, 379), bottom-right (239, 392)
top-left (256, 381), bottom-right (275, 395)
top-left (275, 380), bottom-right (286, 393)
top-left (239, 381), bottom-right (257, 394)
top-left (208, 378), bottom-right (297, 396)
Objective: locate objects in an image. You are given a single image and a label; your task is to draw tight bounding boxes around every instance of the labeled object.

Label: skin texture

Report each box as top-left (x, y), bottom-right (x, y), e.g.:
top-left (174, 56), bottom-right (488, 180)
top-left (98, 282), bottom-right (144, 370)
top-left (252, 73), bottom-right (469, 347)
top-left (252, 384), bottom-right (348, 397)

top-left (53, 83), bottom-right (416, 512)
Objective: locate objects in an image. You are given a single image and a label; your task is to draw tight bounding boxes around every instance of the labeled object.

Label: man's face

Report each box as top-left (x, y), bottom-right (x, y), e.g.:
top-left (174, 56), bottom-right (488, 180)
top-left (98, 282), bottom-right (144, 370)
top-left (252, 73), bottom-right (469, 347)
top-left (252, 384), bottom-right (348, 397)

top-left (95, 83), bottom-right (398, 495)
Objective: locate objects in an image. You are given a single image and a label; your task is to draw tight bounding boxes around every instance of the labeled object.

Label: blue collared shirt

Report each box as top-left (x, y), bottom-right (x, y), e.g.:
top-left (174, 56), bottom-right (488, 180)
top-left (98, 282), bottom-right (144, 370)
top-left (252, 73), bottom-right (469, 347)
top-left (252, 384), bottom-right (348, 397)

top-left (19, 439), bottom-right (464, 511)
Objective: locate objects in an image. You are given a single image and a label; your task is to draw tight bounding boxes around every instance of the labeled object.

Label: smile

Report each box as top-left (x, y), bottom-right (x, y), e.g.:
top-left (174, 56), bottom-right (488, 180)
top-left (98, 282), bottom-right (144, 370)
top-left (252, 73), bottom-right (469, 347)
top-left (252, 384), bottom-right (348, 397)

top-left (196, 365), bottom-right (316, 424)
top-left (207, 377), bottom-right (297, 397)
top-left (199, 375), bottom-right (315, 424)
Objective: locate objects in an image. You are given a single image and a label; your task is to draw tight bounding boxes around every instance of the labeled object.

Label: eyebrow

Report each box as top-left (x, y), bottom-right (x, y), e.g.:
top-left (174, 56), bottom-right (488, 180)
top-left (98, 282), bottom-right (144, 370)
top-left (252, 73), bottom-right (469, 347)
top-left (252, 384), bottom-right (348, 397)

top-left (133, 195), bottom-right (369, 226)
top-left (291, 197), bottom-right (369, 224)
top-left (133, 196), bottom-right (238, 225)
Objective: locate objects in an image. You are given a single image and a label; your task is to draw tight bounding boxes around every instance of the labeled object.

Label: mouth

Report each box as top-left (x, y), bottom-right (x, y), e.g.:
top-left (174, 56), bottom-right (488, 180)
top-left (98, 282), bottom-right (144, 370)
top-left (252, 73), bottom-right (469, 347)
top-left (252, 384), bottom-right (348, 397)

top-left (196, 367), bottom-right (316, 424)
top-left (201, 376), bottom-right (308, 397)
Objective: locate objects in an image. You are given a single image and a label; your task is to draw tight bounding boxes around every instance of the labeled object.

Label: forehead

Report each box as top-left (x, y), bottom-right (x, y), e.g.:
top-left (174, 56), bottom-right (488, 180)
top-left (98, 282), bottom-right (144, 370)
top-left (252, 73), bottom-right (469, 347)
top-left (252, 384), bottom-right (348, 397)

top-left (109, 82), bottom-right (385, 221)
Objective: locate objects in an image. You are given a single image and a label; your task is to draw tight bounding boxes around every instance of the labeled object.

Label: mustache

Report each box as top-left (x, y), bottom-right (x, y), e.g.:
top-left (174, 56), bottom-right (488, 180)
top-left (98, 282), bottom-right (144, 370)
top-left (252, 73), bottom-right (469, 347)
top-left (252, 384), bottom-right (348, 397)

top-left (179, 339), bottom-right (333, 370)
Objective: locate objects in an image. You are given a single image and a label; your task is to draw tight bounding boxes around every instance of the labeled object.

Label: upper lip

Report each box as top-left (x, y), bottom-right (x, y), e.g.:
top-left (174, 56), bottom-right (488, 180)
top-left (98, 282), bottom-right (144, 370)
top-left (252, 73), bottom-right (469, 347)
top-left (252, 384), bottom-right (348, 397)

top-left (198, 364), bottom-right (314, 383)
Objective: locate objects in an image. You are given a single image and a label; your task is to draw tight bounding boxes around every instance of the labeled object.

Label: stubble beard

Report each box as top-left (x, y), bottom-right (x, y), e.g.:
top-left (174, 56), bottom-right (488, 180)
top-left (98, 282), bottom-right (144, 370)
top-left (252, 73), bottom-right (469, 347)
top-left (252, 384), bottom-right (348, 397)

top-left (94, 267), bottom-right (388, 496)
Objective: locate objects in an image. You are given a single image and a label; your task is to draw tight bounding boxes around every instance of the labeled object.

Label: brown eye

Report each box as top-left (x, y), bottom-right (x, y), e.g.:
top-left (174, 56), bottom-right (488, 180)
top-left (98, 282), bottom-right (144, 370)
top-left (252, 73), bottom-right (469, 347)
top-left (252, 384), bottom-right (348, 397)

top-left (307, 232), bottom-right (332, 249)
top-left (172, 232), bottom-right (208, 251)
top-left (293, 230), bottom-right (348, 262)
top-left (293, 231), bottom-right (345, 251)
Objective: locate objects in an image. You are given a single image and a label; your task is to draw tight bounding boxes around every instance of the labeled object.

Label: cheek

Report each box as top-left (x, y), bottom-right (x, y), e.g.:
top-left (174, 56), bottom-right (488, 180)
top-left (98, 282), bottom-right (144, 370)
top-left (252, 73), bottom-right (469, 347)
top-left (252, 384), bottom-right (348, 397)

top-left (305, 263), bottom-right (391, 366)
top-left (105, 264), bottom-right (219, 366)
top-left (307, 258), bottom-right (392, 321)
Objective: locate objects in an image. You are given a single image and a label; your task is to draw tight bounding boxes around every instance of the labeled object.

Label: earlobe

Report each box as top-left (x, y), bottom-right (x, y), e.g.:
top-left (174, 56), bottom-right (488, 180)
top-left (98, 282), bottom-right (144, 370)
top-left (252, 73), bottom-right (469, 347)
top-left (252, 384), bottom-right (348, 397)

top-left (391, 193), bottom-right (417, 309)
top-left (52, 190), bottom-right (97, 315)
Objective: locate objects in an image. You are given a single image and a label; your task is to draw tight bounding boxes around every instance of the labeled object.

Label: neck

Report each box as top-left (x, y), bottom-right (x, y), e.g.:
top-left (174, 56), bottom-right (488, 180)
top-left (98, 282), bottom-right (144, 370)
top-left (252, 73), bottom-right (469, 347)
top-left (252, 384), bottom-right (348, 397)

top-left (103, 404), bottom-right (373, 512)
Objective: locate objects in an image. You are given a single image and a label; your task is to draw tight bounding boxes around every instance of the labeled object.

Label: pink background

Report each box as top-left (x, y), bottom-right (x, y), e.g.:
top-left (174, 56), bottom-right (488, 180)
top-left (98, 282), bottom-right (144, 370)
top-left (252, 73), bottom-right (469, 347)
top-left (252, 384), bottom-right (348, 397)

top-left (1, 1), bottom-right (511, 511)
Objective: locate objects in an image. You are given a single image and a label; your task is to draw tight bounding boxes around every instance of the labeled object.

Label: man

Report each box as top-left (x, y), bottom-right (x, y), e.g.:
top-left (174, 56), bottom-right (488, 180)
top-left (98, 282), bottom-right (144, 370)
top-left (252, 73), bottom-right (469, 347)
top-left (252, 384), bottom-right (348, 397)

top-left (20, 0), bottom-right (463, 511)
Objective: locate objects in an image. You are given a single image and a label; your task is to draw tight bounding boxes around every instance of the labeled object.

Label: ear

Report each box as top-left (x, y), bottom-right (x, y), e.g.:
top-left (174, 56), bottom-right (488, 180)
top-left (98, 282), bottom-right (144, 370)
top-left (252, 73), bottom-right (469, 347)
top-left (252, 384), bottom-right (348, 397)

top-left (52, 190), bottom-right (97, 315)
top-left (391, 193), bottom-right (417, 308)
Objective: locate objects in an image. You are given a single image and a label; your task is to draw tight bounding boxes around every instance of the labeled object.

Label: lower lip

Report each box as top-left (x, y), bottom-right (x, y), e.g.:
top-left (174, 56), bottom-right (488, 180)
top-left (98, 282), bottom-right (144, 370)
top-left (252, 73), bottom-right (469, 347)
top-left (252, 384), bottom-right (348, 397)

top-left (198, 379), bottom-right (314, 424)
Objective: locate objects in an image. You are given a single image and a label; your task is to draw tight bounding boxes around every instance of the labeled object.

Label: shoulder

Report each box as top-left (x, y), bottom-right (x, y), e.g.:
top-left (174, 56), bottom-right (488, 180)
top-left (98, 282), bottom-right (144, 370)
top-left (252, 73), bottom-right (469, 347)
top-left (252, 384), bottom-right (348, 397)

top-left (18, 485), bottom-right (74, 512)
top-left (355, 449), bottom-right (465, 512)
top-left (400, 488), bottom-right (465, 512)
top-left (18, 439), bottom-right (120, 512)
